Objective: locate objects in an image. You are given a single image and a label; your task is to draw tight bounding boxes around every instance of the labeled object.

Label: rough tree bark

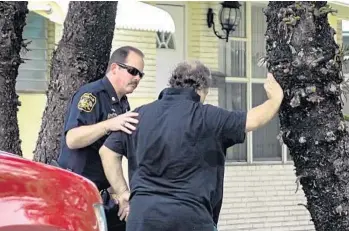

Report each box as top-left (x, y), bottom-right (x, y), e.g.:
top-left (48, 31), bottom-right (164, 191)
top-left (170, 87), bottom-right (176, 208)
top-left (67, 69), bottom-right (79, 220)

top-left (265, 1), bottom-right (349, 230)
top-left (0, 2), bottom-right (28, 156)
top-left (33, 2), bottom-right (117, 163)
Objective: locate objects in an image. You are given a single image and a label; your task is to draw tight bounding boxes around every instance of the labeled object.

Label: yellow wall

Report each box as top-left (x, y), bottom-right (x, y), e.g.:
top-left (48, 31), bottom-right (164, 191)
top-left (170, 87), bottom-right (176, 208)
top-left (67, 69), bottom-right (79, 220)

top-left (18, 17), bottom-right (55, 159)
top-left (111, 29), bottom-right (157, 109)
top-left (188, 1), bottom-right (219, 106)
top-left (18, 94), bottom-right (46, 159)
top-left (111, 1), bottom-right (221, 107)
top-left (329, 3), bottom-right (349, 46)
top-left (328, 14), bottom-right (341, 44)
top-left (330, 2), bottom-right (349, 21)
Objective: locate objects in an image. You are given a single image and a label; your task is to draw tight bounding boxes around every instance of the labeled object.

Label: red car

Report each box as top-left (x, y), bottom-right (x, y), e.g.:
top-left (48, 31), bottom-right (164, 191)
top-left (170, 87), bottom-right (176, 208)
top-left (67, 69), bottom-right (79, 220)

top-left (0, 151), bottom-right (107, 231)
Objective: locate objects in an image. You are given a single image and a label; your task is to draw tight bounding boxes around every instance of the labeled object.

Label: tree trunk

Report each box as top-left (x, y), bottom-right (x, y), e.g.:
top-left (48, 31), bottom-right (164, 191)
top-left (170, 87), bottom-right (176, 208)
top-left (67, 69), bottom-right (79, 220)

top-left (265, 1), bottom-right (349, 230)
top-left (33, 2), bottom-right (117, 163)
top-left (0, 2), bottom-right (28, 156)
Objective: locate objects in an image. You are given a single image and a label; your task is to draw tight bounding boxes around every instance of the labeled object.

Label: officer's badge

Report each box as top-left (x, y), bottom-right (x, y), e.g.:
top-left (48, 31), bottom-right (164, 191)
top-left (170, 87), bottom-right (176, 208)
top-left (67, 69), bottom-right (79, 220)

top-left (78, 93), bottom-right (97, 112)
top-left (107, 113), bottom-right (118, 119)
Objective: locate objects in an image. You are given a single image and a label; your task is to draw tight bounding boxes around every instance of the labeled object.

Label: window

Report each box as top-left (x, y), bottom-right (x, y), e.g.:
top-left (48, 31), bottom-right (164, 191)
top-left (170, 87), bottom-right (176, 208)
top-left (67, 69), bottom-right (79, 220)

top-left (17, 12), bottom-right (48, 92)
top-left (218, 83), bottom-right (247, 162)
top-left (156, 31), bottom-right (175, 49)
top-left (219, 2), bottom-right (290, 163)
top-left (252, 84), bottom-right (282, 161)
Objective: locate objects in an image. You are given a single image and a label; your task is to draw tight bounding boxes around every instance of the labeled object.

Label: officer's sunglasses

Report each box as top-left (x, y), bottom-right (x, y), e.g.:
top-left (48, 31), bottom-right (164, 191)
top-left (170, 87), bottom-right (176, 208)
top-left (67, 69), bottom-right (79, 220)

top-left (116, 62), bottom-right (144, 78)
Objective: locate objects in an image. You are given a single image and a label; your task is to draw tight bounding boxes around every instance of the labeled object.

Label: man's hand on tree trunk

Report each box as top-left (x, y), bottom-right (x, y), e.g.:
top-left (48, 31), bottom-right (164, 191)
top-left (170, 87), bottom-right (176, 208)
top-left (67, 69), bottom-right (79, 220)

top-left (264, 73), bottom-right (284, 104)
top-left (246, 73), bottom-right (284, 132)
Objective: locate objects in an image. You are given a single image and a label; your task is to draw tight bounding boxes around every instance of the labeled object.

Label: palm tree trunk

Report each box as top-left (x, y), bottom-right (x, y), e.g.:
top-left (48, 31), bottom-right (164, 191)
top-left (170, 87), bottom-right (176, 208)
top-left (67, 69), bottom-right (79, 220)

top-left (33, 2), bottom-right (117, 163)
top-left (0, 2), bottom-right (28, 156)
top-left (265, 1), bottom-right (349, 230)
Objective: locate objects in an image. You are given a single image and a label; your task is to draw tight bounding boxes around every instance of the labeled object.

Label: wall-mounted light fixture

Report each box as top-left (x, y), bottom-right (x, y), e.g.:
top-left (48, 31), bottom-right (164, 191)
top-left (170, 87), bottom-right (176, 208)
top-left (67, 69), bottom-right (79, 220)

top-left (207, 1), bottom-right (241, 42)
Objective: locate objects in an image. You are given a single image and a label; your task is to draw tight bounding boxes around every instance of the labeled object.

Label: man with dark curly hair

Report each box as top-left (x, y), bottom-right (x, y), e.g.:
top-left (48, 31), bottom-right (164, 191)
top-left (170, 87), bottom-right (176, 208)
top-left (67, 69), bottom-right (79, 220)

top-left (99, 60), bottom-right (284, 231)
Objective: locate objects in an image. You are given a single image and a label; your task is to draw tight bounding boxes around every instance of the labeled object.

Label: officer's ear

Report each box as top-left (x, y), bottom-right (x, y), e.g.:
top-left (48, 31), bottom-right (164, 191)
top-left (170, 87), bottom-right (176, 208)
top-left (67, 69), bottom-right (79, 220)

top-left (110, 63), bottom-right (119, 74)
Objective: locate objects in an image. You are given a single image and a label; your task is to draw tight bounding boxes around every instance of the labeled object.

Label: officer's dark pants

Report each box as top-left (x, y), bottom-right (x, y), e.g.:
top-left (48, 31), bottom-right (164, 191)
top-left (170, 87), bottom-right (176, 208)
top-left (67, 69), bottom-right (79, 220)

top-left (100, 189), bottom-right (126, 231)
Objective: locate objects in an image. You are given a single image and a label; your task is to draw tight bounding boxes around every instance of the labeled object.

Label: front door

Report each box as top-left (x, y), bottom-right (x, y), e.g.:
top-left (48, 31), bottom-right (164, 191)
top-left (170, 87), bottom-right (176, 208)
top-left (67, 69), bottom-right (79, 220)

top-left (155, 4), bottom-right (185, 96)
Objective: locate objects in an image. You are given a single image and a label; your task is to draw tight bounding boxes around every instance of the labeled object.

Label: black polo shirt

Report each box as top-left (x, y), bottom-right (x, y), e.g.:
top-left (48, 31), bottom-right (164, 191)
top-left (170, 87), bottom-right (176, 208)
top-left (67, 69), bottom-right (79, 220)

top-left (58, 77), bottom-right (130, 190)
top-left (104, 88), bottom-right (246, 231)
top-left (212, 138), bottom-right (233, 225)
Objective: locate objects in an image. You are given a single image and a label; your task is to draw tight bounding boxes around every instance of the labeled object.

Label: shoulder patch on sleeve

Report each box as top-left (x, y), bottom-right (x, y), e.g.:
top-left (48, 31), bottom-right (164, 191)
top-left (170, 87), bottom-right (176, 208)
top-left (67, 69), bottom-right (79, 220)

top-left (77, 93), bottom-right (97, 112)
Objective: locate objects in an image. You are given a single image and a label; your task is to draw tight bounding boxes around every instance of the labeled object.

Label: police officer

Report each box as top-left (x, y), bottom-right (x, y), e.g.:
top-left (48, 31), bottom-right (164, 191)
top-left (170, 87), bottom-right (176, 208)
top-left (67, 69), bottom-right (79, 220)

top-left (99, 60), bottom-right (284, 231)
top-left (58, 46), bottom-right (145, 231)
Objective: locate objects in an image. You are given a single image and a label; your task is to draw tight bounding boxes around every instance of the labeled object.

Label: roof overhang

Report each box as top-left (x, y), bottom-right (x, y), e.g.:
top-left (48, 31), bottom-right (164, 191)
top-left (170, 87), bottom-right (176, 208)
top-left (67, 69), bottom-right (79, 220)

top-left (330, 1), bottom-right (349, 22)
top-left (28, 1), bottom-right (175, 33)
top-left (332, 0), bottom-right (349, 7)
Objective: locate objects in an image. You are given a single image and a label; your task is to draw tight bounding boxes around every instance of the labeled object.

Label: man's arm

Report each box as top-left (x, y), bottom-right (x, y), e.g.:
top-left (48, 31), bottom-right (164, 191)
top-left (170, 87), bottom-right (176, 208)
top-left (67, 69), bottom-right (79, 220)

top-left (99, 145), bottom-right (128, 196)
top-left (245, 73), bottom-right (283, 132)
top-left (99, 144), bottom-right (130, 221)
top-left (99, 130), bottom-right (130, 196)
top-left (245, 99), bottom-right (280, 132)
top-left (66, 112), bottom-right (138, 149)
top-left (66, 122), bottom-right (109, 149)
top-left (64, 90), bottom-right (139, 150)
top-left (205, 73), bottom-right (283, 146)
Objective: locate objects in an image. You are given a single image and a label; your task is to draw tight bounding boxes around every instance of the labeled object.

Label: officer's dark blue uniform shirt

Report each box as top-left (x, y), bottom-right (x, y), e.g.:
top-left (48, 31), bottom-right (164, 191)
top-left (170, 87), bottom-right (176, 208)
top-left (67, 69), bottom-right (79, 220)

top-left (58, 77), bottom-right (130, 190)
top-left (103, 88), bottom-right (246, 231)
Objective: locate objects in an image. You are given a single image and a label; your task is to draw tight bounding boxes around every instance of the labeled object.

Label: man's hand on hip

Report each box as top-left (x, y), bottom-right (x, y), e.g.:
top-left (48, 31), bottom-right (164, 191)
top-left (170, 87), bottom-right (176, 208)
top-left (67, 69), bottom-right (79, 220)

top-left (112, 190), bottom-right (130, 221)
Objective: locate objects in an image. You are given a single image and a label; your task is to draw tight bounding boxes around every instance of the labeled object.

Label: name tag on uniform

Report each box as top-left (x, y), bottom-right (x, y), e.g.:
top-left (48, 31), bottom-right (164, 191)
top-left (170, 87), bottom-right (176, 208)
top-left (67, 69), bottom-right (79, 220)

top-left (107, 113), bottom-right (118, 119)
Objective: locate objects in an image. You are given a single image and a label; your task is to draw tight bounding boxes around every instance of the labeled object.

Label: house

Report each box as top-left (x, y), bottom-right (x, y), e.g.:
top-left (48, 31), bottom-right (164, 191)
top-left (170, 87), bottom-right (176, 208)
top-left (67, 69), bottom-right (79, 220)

top-left (342, 20), bottom-right (349, 116)
top-left (17, 1), bottom-right (349, 230)
top-left (343, 20), bottom-right (349, 78)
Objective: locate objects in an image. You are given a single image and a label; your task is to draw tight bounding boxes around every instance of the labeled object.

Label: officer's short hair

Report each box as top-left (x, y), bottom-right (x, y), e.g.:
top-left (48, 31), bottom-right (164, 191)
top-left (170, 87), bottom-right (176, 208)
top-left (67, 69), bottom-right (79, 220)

top-left (107, 46), bottom-right (144, 71)
top-left (169, 60), bottom-right (211, 90)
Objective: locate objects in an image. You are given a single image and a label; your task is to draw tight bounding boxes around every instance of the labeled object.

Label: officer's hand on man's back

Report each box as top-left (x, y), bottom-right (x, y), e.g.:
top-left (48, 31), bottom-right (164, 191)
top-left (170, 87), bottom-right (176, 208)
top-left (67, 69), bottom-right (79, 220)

top-left (103, 111), bottom-right (139, 134)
